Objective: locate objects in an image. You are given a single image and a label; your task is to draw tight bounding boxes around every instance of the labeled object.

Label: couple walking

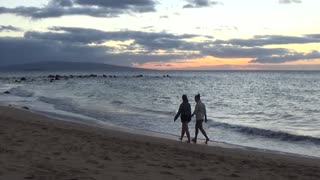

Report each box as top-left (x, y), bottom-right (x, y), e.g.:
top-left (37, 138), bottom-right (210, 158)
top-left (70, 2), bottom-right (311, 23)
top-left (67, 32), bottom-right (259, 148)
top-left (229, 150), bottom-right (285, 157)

top-left (174, 94), bottom-right (210, 144)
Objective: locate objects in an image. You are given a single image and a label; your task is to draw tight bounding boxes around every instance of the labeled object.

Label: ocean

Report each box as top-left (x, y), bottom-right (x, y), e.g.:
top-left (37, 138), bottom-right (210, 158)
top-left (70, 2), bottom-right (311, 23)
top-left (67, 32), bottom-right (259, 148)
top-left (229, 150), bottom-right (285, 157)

top-left (0, 70), bottom-right (320, 157)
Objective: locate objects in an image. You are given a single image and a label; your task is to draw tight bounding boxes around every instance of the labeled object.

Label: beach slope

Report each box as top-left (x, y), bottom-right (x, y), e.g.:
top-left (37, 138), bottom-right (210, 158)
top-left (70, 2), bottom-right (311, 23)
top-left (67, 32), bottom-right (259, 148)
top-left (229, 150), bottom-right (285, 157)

top-left (0, 106), bottom-right (319, 180)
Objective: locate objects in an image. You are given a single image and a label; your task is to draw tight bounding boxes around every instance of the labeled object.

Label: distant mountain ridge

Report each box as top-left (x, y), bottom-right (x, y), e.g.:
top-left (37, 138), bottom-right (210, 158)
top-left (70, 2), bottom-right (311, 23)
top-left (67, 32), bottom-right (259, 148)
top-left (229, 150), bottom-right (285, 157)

top-left (0, 61), bottom-right (148, 72)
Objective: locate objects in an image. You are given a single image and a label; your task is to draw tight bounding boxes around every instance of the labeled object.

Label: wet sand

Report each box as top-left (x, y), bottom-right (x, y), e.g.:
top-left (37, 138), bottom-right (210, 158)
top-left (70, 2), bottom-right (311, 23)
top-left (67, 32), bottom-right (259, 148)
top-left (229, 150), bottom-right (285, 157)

top-left (0, 105), bottom-right (320, 180)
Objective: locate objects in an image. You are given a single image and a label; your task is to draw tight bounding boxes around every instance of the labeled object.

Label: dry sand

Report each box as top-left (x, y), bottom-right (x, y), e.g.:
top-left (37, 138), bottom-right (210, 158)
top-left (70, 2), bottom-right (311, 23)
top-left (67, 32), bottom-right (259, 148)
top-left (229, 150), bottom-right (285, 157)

top-left (0, 105), bottom-right (319, 180)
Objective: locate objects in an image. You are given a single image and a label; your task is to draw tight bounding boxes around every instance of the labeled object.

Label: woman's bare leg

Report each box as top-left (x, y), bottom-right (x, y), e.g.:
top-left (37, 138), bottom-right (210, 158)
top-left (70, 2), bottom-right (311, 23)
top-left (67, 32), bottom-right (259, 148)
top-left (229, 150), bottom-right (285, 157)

top-left (180, 123), bottom-right (186, 141)
top-left (185, 123), bottom-right (191, 143)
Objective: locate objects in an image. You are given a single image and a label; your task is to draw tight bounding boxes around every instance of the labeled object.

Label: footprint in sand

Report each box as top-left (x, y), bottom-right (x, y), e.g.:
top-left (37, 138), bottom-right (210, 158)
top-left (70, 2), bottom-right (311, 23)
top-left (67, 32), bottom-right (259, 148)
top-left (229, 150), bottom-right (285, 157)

top-left (162, 164), bottom-right (174, 169)
top-left (195, 168), bottom-right (204, 172)
top-left (218, 156), bottom-right (226, 162)
top-left (97, 164), bottom-right (105, 169)
top-left (102, 155), bottom-right (112, 161)
top-left (147, 163), bottom-right (158, 167)
top-left (229, 173), bottom-right (240, 177)
top-left (200, 178), bottom-right (213, 180)
top-left (15, 139), bottom-right (24, 143)
top-left (52, 152), bottom-right (61, 156)
top-left (86, 159), bottom-right (99, 165)
top-left (24, 175), bottom-right (35, 179)
top-left (189, 163), bottom-right (196, 167)
top-left (175, 163), bottom-right (187, 168)
top-left (160, 171), bottom-right (174, 175)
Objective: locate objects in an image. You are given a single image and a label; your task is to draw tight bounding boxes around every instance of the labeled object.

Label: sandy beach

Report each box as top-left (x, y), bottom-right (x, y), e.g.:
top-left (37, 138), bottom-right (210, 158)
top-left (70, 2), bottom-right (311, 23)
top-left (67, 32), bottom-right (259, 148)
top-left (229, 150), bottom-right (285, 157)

top-left (0, 106), bottom-right (319, 180)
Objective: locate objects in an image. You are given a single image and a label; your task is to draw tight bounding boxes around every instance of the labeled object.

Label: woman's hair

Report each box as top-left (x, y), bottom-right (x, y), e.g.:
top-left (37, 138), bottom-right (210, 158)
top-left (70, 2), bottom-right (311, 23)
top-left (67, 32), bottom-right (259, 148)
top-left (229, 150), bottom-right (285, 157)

top-left (195, 93), bottom-right (200, 100)
top-left (182, 94), bottom-right (188, 102)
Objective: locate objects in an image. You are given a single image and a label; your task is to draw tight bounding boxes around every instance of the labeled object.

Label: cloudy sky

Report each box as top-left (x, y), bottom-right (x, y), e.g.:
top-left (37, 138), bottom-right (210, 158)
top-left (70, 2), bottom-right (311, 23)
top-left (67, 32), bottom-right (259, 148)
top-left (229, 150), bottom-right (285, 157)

top-left (1, 0), bottom-right (320, 70)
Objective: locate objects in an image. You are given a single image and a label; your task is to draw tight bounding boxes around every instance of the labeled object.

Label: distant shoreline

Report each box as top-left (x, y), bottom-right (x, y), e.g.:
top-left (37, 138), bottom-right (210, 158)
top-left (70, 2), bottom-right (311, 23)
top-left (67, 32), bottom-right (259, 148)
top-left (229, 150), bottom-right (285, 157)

top-left (1, 61), bottom-right (320, 72)
top-left (0, 61), bottom-right (153, 72)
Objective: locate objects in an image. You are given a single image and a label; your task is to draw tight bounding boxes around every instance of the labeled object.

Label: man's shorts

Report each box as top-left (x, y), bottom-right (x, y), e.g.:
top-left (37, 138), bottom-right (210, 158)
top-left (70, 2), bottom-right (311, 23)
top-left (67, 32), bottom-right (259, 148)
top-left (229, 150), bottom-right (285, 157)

top-left (196, 120), bottom-right (204, 126)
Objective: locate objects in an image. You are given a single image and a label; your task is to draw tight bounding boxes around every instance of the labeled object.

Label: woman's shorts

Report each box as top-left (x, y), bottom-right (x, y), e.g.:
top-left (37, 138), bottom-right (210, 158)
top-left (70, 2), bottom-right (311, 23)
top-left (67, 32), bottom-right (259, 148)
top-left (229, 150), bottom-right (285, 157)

top-left (181, 115), bottom-right (191, 123)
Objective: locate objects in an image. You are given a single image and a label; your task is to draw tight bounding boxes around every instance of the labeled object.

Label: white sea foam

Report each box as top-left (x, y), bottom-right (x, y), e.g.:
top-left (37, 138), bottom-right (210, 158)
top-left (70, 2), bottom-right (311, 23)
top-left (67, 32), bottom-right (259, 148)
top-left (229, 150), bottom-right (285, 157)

top-left (8, 86), bottom-right (34, 97)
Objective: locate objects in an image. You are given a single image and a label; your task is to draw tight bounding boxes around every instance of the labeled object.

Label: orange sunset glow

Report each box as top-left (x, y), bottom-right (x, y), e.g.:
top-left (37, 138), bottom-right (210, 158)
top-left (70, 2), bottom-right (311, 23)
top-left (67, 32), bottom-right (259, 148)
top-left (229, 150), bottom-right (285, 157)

top-left (133, 57), bottom-right (252, 70)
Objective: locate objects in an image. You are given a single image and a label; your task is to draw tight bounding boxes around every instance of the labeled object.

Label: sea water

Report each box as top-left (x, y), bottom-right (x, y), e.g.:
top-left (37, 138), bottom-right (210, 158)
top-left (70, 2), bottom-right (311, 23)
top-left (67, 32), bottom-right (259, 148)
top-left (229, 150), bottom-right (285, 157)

top-left (0, 71), bottom-right (319, 157)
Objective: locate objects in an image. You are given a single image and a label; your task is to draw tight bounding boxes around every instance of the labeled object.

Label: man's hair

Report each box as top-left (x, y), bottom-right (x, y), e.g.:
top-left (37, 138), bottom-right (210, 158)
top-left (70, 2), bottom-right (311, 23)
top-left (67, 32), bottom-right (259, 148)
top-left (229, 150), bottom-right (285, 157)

top-left (195, 93), bottom-right (200, 99)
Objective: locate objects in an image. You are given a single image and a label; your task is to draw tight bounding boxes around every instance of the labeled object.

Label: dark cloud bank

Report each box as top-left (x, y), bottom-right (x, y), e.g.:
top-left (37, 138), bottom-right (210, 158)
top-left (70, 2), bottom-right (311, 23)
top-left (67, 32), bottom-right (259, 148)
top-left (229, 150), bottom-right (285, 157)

top-left (1, 26), bottom-right (320, 67)
top-left (0, 25), bottom-right (21, 32)
top-left (183, 0), bottom-right (221, 9)
top-left (0, 0), bottom-right (301, 19)
top-left (279, 0), bottom-right (302, 4)
top-left (0, 27), bottom-right (202, 67)
top-left (0, 0), bottom-right (157, 19)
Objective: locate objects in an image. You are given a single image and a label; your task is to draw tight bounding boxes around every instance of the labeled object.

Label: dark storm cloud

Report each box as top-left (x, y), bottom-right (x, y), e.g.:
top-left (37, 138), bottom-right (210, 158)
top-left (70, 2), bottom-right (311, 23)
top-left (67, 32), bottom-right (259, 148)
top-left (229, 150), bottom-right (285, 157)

top-left (159, 15), bottom-right (169, 18)
top-left (0, 6), bottom-right (135, 18)
top-left (0, 36), bottom-right (197, 67)
top-left (0, 27), bottom-right (205, 67)
top-left (214, 34), bottom-right (320, 47)
top-left (183, 0), bottom-right (220, 8)
top-left (201, 37), bottom-right (320, 64)
top-left (56, 0), bottom-right (73, 7)
top-left (0, 0), bottom-right (156, 19)
top-left (201, 45), bottom-right (290, 59)
top-left (251, 50), bottom-right (320, 63)
top-left (0, 25), bottom-right (21, 32)
top-left (279, 0), bottom-right (302, 4)
top-left (305, 34), bottom-right (320, 39)
top-left (142, 26), bottom-right (154, 30)
top-left (24, 27), bottom-right (109, 44)
top-left (25, 26), bottom-right (201, 51)
top-left (1, 26), bottom-right (320, 67)
top-left (75, 0), bottom-right (155, 11)
top-left (201, 43), bottom-right (320, 64)
top-left (0, 37), bottom-right (112, 66)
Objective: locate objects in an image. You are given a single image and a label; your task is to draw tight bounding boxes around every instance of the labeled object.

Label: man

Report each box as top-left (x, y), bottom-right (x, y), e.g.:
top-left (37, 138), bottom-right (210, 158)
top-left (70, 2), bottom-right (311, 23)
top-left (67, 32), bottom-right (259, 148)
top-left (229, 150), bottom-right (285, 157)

top-left (191, 94), bottom-right (210, 144)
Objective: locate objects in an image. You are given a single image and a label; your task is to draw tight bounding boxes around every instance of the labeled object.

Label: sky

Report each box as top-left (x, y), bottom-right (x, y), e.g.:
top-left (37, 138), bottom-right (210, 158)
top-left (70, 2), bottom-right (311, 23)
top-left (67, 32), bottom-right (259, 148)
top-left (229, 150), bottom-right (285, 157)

top-left (1, 0), bottom-right (320, 70)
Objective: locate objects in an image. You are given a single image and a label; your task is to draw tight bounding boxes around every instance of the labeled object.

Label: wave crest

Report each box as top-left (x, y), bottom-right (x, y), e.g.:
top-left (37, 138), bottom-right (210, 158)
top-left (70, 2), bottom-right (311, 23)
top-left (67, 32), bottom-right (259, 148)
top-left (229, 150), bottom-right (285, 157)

top-left (8, 87), bottom-right (34, 97)
top-left (209, 121), bottom-right (320, 144)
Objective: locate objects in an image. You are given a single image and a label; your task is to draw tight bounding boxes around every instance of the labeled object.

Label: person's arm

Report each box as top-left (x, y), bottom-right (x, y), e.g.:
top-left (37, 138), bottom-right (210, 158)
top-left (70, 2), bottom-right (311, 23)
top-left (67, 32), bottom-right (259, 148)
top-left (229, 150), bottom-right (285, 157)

top-left (204, 104), bottom-right (207, 122)
top-left (191, 103), bottom-right (198, 117)
top-left (174, 104), bottom-right (182, 121)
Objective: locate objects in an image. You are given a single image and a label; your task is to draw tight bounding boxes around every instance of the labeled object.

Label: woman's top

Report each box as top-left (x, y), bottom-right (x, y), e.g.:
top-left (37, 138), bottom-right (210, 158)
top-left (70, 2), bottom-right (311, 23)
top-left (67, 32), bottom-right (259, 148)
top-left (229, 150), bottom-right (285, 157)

top-left (175, 102), bottom-right (191, 122)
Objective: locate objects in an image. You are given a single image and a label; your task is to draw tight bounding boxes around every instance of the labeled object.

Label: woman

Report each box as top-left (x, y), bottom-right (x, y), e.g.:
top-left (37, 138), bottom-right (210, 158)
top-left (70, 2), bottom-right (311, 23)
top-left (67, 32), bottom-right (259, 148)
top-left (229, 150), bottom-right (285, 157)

top-left (174, 94), bottom-right (191, 143)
